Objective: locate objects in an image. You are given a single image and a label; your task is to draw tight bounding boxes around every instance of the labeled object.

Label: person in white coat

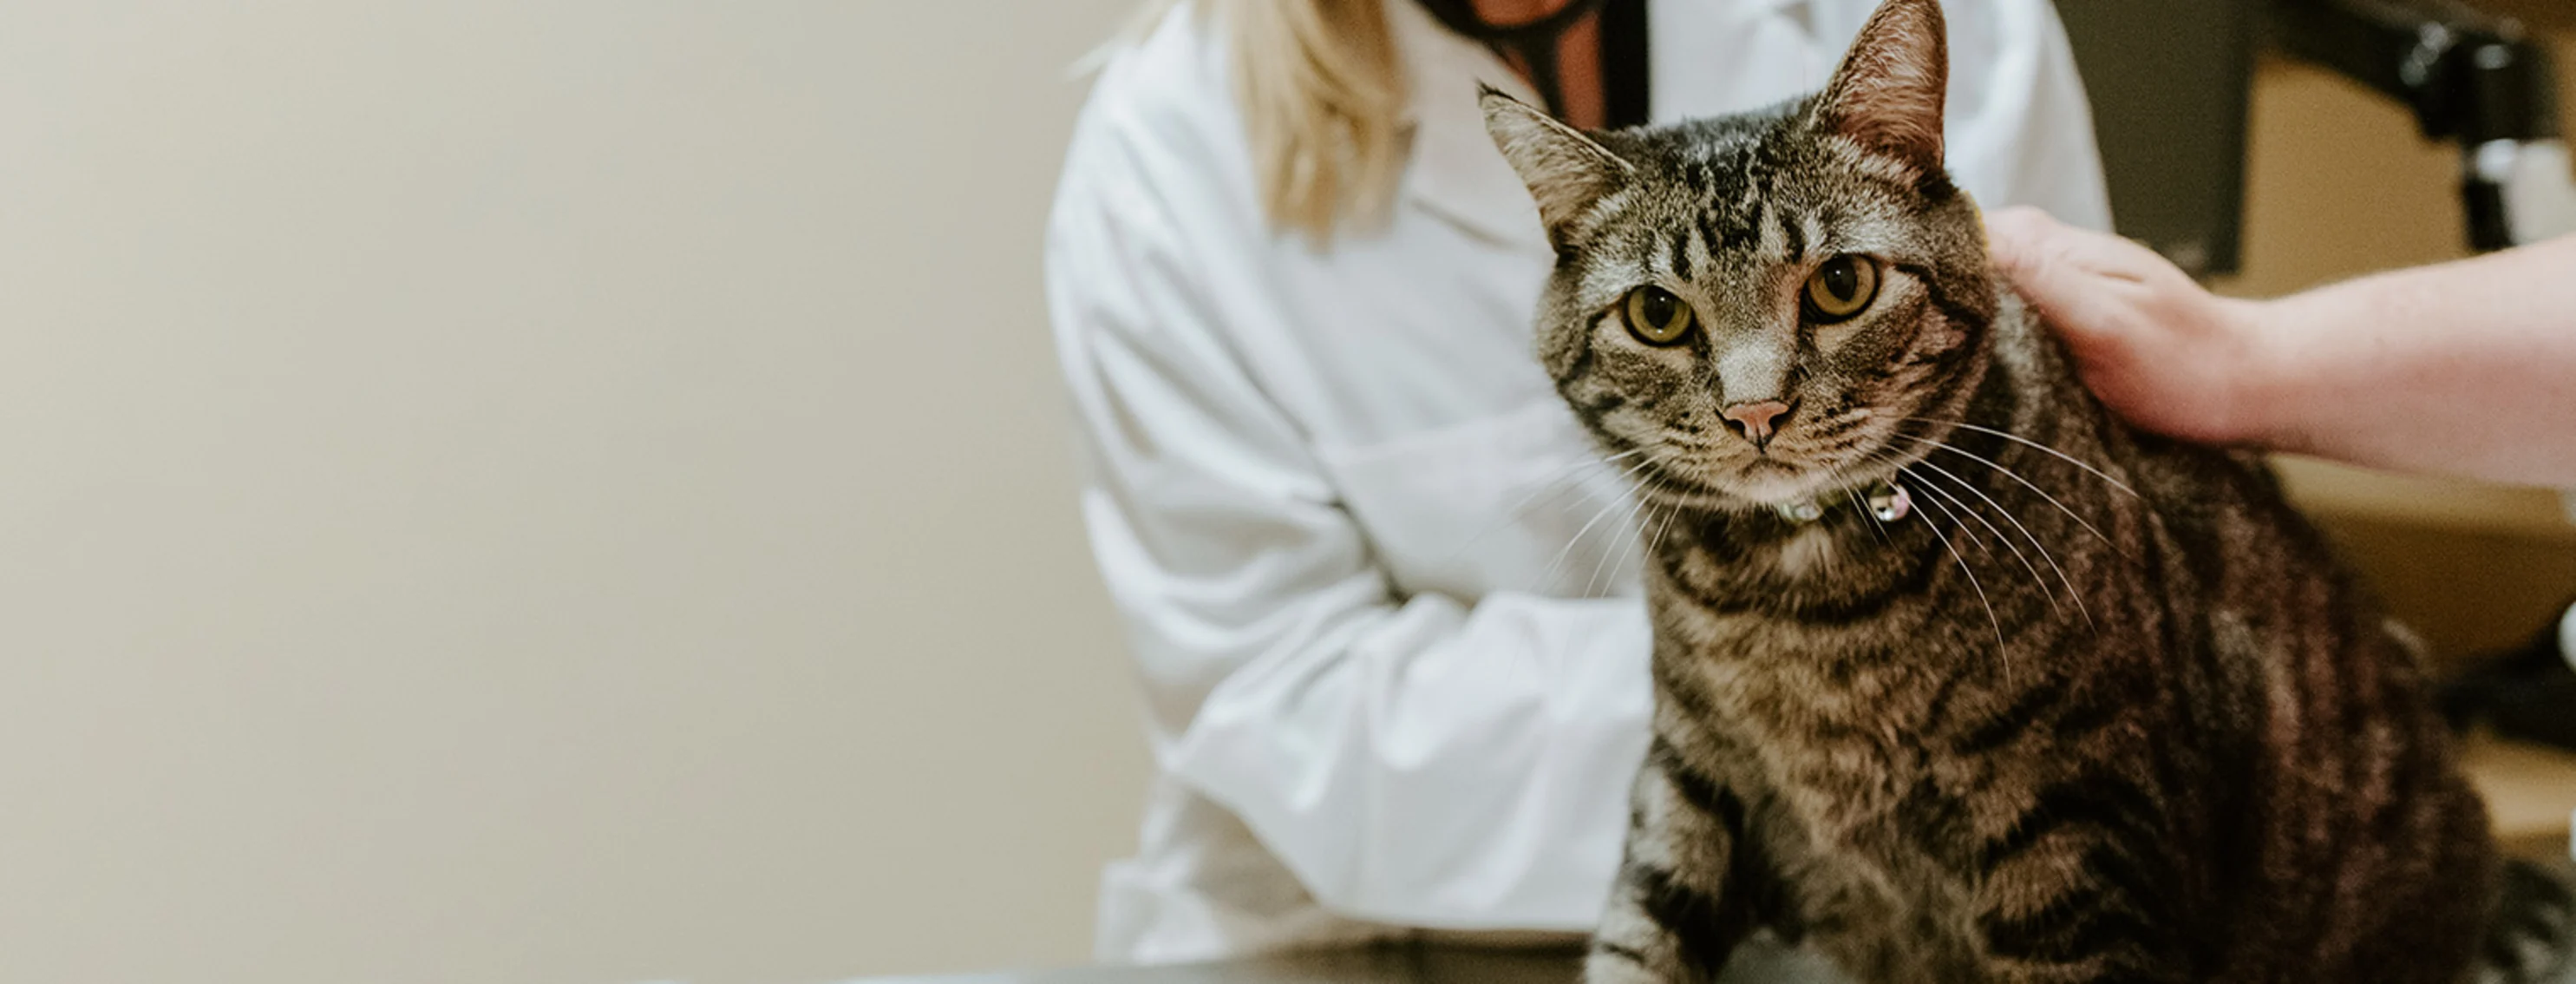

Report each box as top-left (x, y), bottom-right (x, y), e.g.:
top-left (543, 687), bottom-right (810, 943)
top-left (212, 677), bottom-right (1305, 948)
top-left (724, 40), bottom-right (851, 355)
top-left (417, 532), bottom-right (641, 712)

top-left (1043, 0), bottom-right (2115, 967)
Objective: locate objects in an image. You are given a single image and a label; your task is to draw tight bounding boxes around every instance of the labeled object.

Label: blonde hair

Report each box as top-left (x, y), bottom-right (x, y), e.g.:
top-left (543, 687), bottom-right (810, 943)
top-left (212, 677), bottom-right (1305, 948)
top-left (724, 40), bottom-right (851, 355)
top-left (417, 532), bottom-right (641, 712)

top-left (1112, 0), bottom-right (1411, 240)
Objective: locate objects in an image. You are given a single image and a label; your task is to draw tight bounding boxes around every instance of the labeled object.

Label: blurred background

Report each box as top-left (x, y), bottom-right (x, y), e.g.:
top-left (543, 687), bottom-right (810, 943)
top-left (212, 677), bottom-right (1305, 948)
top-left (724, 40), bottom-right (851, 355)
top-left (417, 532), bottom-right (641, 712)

top-left (0, 2), bottom-right (2566, 983)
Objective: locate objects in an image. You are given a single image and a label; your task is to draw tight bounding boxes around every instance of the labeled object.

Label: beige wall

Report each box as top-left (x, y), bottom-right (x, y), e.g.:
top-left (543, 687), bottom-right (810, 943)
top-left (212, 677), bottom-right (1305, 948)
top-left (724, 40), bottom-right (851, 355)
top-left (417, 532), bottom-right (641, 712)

top-left (0, 3), bottom-right (1147, 981)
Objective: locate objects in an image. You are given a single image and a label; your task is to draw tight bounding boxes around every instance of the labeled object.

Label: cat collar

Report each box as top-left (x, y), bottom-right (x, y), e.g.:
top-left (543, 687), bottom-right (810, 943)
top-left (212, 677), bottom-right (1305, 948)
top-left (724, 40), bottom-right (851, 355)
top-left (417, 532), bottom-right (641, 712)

top-left (1771, 480), bottom-right (1912, 526)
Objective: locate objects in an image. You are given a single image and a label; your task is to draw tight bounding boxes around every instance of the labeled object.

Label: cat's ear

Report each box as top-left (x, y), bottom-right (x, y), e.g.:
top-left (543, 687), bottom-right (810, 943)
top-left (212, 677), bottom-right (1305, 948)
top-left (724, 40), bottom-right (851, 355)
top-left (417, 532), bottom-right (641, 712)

top-left (1810, 0), bottom-right (1949, 176)
top-left (1480, 84), bottom-right (1632, 243)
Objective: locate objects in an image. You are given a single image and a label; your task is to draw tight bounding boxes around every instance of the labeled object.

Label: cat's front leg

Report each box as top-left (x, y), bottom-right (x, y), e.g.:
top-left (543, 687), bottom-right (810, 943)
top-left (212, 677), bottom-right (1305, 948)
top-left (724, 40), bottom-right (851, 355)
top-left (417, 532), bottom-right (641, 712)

top-left (1585, 739), bottom-right (1767, 983)
top-left (1969, 840), bottom-right (2190, 984)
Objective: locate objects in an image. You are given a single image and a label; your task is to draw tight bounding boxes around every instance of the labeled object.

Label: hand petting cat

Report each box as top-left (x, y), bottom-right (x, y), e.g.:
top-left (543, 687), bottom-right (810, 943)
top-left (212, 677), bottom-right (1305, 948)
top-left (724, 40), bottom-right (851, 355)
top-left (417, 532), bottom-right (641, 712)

top-left (1980, 207), bottom-right (2269, 449)
top-left (1986, 206), bottom-right (2576, 488)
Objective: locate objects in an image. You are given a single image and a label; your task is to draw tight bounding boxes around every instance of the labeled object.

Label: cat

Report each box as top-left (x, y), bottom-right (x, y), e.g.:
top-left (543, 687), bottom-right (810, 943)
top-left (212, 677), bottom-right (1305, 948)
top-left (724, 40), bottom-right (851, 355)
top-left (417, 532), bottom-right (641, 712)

top-left (1478, 1), bottom-right (2575, 981)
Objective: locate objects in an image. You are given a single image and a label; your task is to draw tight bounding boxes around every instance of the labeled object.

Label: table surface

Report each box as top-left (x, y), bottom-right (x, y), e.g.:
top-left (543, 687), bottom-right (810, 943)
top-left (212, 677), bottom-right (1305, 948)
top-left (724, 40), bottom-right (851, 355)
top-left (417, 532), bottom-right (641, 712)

top-left (858, 947), bottom-right (1583, 984)
top-left (852, 936), bottom-right (1854, 984)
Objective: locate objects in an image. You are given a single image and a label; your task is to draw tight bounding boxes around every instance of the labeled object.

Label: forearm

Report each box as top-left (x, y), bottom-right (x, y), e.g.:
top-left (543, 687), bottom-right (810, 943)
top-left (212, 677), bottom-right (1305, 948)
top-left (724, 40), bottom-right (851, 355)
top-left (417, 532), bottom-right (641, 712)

top-left (2239, 234), bottom-right (2576, 487)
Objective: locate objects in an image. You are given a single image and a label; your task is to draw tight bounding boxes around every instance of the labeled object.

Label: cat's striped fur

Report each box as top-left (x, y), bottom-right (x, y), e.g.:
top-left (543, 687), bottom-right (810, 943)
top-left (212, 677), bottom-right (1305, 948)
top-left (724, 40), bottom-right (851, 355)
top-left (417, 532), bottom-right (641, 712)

top-left (1481, 1), bottom-right (2575, 981)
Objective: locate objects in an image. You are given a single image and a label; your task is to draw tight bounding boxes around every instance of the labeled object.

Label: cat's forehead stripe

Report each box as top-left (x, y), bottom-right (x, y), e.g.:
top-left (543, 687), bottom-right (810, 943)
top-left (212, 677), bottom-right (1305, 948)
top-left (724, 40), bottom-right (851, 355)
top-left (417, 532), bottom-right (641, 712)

top-left (1612, 125), bottom-right (1941, 286)
top-left (1755, 202), bottom-right (1787, 259)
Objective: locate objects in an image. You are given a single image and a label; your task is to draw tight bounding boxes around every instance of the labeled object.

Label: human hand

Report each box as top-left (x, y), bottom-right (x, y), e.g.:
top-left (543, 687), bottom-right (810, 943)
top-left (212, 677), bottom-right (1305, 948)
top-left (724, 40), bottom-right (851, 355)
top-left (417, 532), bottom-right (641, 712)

top-left (1982, 207), bottom-right (2278, 448)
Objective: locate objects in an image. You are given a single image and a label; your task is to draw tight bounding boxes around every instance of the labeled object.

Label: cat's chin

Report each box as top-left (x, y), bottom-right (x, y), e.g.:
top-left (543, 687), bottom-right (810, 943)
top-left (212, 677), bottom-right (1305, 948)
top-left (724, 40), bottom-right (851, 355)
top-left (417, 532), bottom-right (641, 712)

top-left (1689, 450), bottom-right (1921, 511)
top-left (1711, 462), bottom-right (1863, 511)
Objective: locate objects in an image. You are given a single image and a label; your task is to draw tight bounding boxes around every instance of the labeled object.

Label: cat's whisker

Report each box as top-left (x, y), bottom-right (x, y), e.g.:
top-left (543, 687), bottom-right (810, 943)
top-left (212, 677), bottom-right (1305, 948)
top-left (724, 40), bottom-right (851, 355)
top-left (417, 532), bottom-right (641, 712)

top-left (1584, 484), bottom-right (1662, 598)
top-left (1827, 444), bottom-right (1926, 536)
top-left (1845, 487), bottom-right (1891, 546)
top-left (1900, 470), bottom-right (2010, 683)
top-left (1535, 453), bottom-right (1667, 592)
top-left (1510, 457), bottom-right (1653, 678)
top-left (1646, 492), bottom-right (1684, 562)
top-left (1631, 489), bottom-right (1682, 585)
top-left (1906, 454), bottom-right (2095, 632)
top-left (1624, 473), bottom-right (1712, 593)
top-left (1537, 501), bottom-right (1630, 594)
top-left (1891, 433), bottom-right (2118, 553)
top-left (1579, 497), bottom-right (1642, 597)
top-left (1899, 416), bottom-right (2138, 498)
top-left (1641, 472), bottom-right (1693, 558)
top-left (1904, 462), bottom-right (2062, 616)
top-left (1437, 445), bottom-right (1661, 567)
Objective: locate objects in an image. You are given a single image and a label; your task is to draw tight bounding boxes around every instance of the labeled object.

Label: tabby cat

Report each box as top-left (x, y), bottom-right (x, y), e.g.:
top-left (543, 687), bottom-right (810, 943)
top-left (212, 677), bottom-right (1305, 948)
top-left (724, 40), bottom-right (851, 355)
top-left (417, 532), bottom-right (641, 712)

top-left (1477, 1), bottom-right (2575, 981)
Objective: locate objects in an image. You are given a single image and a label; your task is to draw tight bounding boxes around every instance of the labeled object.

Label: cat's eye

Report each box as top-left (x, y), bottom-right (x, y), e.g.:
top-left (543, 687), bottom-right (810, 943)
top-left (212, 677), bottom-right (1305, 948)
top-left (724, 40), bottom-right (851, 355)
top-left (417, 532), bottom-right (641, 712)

top-left (1804, 254), bottom-right (1880, 323)
top-left (1621, 285), bottom-right (1697, 346)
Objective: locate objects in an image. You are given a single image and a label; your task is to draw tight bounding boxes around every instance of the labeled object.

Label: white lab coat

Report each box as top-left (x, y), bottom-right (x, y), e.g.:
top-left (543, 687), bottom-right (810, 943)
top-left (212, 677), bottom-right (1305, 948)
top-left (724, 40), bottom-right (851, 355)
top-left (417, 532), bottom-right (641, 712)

top-left (1043, 0), bottom-right (2114, 966)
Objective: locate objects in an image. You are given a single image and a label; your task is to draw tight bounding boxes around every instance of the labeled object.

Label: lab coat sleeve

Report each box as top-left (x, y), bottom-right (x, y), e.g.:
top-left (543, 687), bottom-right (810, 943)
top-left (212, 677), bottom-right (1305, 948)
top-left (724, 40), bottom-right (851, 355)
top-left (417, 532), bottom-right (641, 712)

top-left (1044, 90), bottom-right (1652, 932)
top-left (1941, 0), bottom-right (2117, 233)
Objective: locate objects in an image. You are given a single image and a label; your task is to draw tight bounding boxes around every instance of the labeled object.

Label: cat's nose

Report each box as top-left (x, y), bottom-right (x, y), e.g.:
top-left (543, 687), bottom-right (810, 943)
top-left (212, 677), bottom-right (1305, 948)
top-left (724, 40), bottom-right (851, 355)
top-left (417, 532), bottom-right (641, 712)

top-left (1721, 399), bottom-right (1794, 449)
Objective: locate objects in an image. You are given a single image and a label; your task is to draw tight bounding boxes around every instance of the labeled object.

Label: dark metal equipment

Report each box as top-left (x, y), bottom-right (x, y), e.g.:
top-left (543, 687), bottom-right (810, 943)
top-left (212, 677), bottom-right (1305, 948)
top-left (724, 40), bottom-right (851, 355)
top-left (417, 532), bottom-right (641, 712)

top-left (2271, 0), bottom-right (2566, 252)
top-left (2054, 0), bottom-right (2573, 276)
